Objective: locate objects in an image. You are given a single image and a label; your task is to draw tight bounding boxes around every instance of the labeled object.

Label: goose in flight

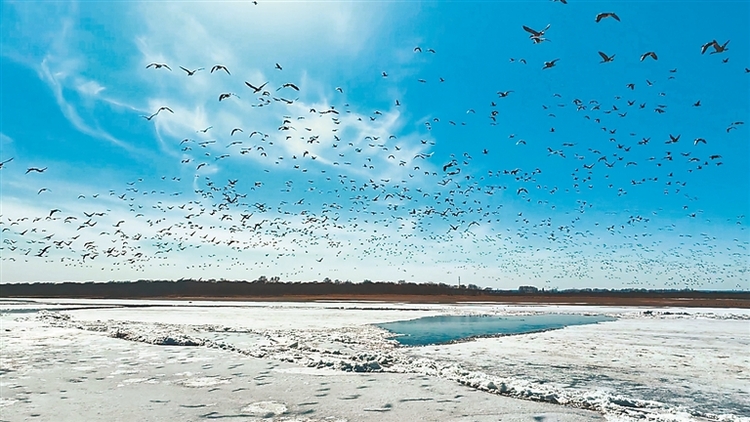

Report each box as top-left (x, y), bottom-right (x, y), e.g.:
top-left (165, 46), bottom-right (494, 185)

top-left (640, 52), bottom-right (658, 61)
top-left (277, 83), bottom-right (300, 91)
top-left (700, 40), bottom-right (729, 55)
top-left (710, 40), bottom-right (730, 54)
top-left (275, 63), bottom-right (283, 70)
top-left (595, 12), bottom-right (620, 22)
top-left (26, 167), bottom-right (48, 174)
top-left (665, 134), bottom-right (680, 144)
top-left (701, 40), bottom-right (717, 54)
top-left (599, 51), bottom-right (615, 63)
top-left (218, 93), bottom-right (239, 101)
top-left (179, 66), bottom-right (204, 76)
top-left (146, 63), bottom-right (171, 71)
top-left (142, 106), bottom-right (173, 120)
top-left (0, 157), bottom-right (13, 169)
top-left (210, 64), bottom-right (230, 74)
top-left (522, 24), bottom-right (550, 38)
top-left (245, 81), bottom-right (268, 93)
top-left (522, 24), bottom-right (550, 43)
top-left (542, 59), bottom-right (559, 69)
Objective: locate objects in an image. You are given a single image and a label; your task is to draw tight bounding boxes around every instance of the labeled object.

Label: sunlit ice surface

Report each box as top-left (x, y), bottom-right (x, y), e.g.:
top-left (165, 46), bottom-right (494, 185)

top-left (2, 300), bottom-right (748, 421)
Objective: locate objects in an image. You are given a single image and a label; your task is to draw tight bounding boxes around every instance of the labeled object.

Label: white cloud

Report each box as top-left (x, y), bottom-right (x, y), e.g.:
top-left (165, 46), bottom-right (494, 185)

top-left (0, 133), bottom-right (14, 145)
top-left (38, 58), bottom-right (137, 152)
top-left (74, 79), bottom-right (106, 96)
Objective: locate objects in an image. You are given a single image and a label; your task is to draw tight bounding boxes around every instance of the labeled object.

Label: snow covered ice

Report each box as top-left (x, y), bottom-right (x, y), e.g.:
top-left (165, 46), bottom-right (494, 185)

top-left (1, 299), bottom-right (748, 422)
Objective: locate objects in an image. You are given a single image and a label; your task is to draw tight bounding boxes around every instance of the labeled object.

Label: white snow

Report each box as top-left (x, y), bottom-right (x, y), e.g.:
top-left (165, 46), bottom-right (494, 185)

top-left (2, 300), bottom-right (748, 422)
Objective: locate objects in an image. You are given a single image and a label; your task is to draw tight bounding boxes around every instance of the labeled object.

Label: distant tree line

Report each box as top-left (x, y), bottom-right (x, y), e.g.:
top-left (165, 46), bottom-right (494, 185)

top-left (0, 278), bottom-right (747, 300)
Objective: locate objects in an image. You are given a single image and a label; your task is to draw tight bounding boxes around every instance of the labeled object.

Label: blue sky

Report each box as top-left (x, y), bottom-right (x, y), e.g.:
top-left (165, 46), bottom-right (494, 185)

top-left (1, 0), bottom-right (748, 290)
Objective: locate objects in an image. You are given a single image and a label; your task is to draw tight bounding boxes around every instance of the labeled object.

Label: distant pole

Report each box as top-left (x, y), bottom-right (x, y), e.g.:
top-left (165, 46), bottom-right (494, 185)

top-left (458, 276), bottom-right (461, 288)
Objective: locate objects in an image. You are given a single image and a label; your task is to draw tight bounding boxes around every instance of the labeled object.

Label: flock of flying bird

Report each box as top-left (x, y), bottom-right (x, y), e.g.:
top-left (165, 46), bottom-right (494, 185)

top-left (1, 5), bottom-right (748, 289)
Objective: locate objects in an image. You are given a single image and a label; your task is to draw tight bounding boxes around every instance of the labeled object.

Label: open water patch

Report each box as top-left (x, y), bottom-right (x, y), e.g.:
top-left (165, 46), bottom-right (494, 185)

top-left (377, 314), bottom-right (616, 346)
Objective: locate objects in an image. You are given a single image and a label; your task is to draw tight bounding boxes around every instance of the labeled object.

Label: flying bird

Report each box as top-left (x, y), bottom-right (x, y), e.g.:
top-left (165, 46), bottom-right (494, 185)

top-left (277, 83), bottom-right (300, 91)
top-left (245, 81), bottom-right (268, 93)
top-left (26, 167), bottom-right (48, 174)
top-left (146, 63), bottom-right (171, 71)
top-left (179, 66), bottom-right (204, 76)
top-left (710, 39), bottom-right (730, 54)
top-left (210, 64), bottom-right (231, 74)
top-left (142, 106), bottom-right (174, 120)
top-left (595, 12), bottom-right (620, 22)
top-left (599, 51), bottom-right (615, 63)
top-left (522, 24), bottom-right (551, 43)
top-left (542, 59), bottom-right (559, 69)
top-left (218, 93), bottom-right (239, 101)
top-left (665, 134), bottom-right (681, 144)
top-left (640, 52), bottom-right (658, 61)
top-left (701, 40), bottom-right (718, 54)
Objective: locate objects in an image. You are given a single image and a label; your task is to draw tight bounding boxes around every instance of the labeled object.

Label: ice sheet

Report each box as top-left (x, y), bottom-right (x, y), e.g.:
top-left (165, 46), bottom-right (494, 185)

top-left (2, 300), bottom-right (748, 422)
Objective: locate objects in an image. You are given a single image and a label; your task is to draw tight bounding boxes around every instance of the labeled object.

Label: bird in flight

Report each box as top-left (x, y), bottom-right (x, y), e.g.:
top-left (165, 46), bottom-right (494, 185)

top-left (210, 64), bottom-right (231, 74)
top-left (701, 40), bottom-right (717, 54)
top-left (245, 81), bottom-right (268, 93)
top-left (277, 83), bottom-right (300, 91)
top-left (275, 63), bottom-right (283, 70)
top-left (146, 63), bottom-right (171, 71)
top-left (0, 157), bottom-right (13, 169)
top-left (640, 52), bottom-right (658, 61)
top-left (218, 93), bottom-right (239, 101)
top-left (599, 51), bottom-right (615, 63)
top-left (522, 24), bottom-right (551, 43)
top-left (26, 167), bottom-right (48, 174)
top-left (542, 59), bottom-right (560, 70)
top-left (142, 106), bottom-right (174, 120)
top-left (595, 12), bottom-right (620, 22)
top-left (710, 40), bottom-right (730, 54)
top-left (701, 40), bottom-right (729, 55)
top-left (179, 66), bottom-right (204, 76)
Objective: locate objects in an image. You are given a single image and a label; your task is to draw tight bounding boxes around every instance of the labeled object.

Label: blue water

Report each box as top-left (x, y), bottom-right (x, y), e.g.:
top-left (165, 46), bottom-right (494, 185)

top-left (377, 314), bottom-right (616, 346)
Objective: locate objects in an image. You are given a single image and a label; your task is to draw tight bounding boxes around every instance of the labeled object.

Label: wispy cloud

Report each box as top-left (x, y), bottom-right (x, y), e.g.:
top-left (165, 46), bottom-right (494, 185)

top-left (39, 57), bottom-right (138, 152)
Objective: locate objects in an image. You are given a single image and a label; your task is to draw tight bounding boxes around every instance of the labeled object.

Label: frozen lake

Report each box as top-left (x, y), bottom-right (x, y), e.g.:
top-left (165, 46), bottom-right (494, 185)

top-left (377, 314), bottom-right (616, 346)
top-left (1, 299), bottom-right (748, 422)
